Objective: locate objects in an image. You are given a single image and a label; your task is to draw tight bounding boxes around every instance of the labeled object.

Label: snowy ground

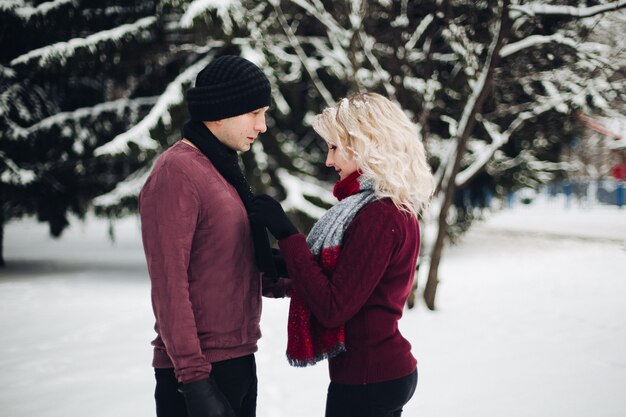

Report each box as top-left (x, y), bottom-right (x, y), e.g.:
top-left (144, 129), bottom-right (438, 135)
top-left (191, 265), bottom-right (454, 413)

top-left (1, 197), bottom-right (625, 417)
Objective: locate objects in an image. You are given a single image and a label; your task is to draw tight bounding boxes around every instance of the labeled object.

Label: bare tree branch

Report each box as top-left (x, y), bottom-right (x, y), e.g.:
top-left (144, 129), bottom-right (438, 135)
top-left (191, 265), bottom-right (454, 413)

top-left (510, 0), bottom-right (626, 19)
top-left (272, 2), bottom-right (335, 106)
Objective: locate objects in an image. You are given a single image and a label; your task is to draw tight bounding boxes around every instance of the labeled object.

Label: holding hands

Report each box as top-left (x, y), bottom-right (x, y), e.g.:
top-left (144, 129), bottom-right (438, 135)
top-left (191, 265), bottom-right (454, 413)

top-left (250, 195), bottom-right (299, 240)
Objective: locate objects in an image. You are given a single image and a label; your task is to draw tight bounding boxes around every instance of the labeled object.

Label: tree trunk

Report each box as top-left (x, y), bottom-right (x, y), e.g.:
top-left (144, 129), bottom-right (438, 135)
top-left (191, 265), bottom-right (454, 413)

top-left (423, 0), bottom-right (510, 310)
top-left (423, 181), bottom-right (456, 310)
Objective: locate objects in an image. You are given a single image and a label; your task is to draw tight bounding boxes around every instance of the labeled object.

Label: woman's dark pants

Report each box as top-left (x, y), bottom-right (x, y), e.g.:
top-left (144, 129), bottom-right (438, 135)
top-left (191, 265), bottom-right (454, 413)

top-left (325, 369), bottom-right (418, 417)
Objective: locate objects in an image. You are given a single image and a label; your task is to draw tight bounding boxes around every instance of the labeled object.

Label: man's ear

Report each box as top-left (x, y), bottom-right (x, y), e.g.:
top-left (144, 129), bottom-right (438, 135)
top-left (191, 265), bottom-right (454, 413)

top-left (203, 120), bottom-right (223, 128)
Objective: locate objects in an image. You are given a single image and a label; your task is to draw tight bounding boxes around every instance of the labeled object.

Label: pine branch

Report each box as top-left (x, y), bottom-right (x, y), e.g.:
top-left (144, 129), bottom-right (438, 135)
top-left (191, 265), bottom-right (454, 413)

top-left (92, 166), bottom-right (150, 210)
top-left (5, 97), bottom-right (157, 143)
top-left (94, 54), bottom-right (212, 156)
top-left (2, 0), bottom-right (76, 21)
top-left (10, 16), bottom-right (157, 71)
top-left (0, 151), bottom-right (35, 186)
top-left (180, 0), bottom-right (236, 28)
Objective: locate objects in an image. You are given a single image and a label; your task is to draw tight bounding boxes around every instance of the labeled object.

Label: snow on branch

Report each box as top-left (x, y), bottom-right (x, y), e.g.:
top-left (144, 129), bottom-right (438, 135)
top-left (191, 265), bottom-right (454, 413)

top-left (0, 0), bottom-right (20, 11)
top-left (3, 0), bottom-right (75, 21)
top-left (5, 97), bottom-right (156, 141)
top-left (0, 151), bottom-right (35, 186)
top-left (94, 55), bottom-right (211, 156)
top-left (455, 26), bottom-right (499, 145)
top-left (180, 0), bottom-right (237, 29)
top-left (273, 2), bottom-right (335, 106)
top-left (358, 31), bottom-right (396, 99)
top-left (405, 13), bottom-right (434, 51)
top-left (442, 22), bottom-right (481, 76)
top-left (0, 64), bottom-right (16, 78)
top-left (10, 16), bottom-right (156, 69)
top-left (500, 33), bottom-right (578, 58)
top-left (92, 166), bottom-right (150, 209)
top-left (439, 0), bottom-right (509, 190)
top-left (276, 168), bottom-right (334, 220)
top-left (510, 0), bottom-right (626, 19)
top-left (456, 98), bottom-right (567, 188)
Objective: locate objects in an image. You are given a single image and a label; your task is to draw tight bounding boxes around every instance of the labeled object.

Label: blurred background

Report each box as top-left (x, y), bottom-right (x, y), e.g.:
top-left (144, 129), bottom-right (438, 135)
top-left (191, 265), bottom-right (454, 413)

top-left (1, 1), bottom-right (625, 416)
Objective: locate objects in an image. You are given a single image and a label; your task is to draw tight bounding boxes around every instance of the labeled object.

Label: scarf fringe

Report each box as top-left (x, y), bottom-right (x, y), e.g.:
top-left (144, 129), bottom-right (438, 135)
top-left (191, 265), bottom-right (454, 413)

top-left (286, 343), bottom-right (347, 367)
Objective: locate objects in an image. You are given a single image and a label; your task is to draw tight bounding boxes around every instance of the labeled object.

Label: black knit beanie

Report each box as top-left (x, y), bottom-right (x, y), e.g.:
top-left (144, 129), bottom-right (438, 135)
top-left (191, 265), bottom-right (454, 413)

top-left (186, 55), bottom-right (272, 121)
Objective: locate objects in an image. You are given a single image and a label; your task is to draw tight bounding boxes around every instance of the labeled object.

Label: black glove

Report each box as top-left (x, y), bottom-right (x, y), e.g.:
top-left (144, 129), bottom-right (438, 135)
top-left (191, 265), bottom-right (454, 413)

top-left (271, 247), bottom-right (289, 277)
top-left (179, 377), bottom-right (235, 417)
top-left (250, 195), bottom-right (298, 240)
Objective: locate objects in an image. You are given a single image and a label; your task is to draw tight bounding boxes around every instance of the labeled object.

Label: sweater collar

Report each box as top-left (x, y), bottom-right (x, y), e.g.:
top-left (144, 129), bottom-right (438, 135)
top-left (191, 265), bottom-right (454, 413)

top-left (333, 171), bottom-right (363, 201)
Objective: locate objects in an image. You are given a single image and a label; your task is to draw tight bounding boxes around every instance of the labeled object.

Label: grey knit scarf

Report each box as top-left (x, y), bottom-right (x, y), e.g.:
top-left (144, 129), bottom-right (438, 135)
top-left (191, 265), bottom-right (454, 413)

top-left (307, 175), bottom-right (376, 255)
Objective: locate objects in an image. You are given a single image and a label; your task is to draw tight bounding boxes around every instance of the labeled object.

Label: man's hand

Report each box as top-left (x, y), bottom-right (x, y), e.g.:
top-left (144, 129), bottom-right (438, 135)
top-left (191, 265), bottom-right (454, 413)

top-left (180, 377), bottom-right (235, 417)
top-left (250, 195), bottom-right (298, 240)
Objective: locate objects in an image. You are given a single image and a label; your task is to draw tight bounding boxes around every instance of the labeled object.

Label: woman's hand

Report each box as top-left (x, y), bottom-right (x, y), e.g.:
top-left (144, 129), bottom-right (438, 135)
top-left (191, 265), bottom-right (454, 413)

top-left (250, 195), bottom-right (298, 240)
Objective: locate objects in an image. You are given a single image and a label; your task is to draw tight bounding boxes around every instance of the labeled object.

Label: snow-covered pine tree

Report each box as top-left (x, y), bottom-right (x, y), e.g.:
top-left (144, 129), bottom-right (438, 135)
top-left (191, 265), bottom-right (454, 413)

top-left (0, 0), bottom-right (198, 265)
top-left (3, 1), bottom-right (624, 315)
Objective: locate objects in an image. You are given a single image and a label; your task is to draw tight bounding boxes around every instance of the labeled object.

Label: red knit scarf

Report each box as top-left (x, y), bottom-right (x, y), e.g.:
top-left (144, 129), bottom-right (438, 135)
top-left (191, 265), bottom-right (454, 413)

top-left (286, 171), bottom-right (375, 367)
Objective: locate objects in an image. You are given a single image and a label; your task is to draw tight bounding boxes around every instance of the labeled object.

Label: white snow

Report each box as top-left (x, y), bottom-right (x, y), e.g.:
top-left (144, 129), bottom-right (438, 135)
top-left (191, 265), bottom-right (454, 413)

top-left (0, 151), bottom-right (35, 185)
top-left (6, 97), bottom-right (157, 142)
top-left (404, 14), bottom-right (434, 50)
top-left (180, 0), bottom-right (237, 29)
top-left (275, 168), bottom-right (335, 219)
top-left (10, 16), bottom-right (156, 68)
top-left (92, 168), bottom-right (150, 209)
top-left (1, 197), bottom-right (626, 417)
top-left (5, 0), bottom-right (75, 20)
top-left (500, 34), bottom-right (578, 58)
top-left (510, 1), bottom-right (626, 19)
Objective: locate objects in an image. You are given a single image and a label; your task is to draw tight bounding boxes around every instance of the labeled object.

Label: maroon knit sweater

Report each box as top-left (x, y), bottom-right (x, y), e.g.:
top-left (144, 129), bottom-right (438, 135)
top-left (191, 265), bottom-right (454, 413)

top-left (279, 198), bottom-right (419, 384)
top-left (139, 142), bottom-right (261, 384)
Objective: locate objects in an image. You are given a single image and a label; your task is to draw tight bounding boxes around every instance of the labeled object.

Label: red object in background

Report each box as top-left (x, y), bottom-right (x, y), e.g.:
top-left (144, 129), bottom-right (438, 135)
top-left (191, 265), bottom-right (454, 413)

top-left (612, 165), bottom-right (626, 180)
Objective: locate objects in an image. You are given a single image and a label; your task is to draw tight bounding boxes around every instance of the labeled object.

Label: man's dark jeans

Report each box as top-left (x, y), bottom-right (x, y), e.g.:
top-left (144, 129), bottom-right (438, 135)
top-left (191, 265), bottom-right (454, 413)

top-left (155, 354), bottom-right (257, 417)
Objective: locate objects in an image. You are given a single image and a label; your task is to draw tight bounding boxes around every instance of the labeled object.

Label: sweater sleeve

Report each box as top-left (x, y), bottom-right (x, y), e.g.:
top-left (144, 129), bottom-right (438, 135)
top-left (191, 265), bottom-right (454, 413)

top-left (139, 162), bottom-right (212, 383)
top-left (278, 202), bottom-right (399, 328)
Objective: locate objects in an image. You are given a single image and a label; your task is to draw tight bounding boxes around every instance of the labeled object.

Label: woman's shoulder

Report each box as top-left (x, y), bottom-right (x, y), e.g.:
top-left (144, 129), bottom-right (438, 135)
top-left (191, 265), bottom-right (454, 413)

top-left (356, 198), bottom-right (418, 229)
top-left (344, 198), bottom-right (419, 250)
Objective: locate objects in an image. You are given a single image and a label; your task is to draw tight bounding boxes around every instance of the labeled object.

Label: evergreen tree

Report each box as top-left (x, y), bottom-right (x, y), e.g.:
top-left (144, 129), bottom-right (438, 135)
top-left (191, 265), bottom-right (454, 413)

top-left (0, 0), bottom-right (189, 265)
top-left (2, 0), bottom-right (624, 315)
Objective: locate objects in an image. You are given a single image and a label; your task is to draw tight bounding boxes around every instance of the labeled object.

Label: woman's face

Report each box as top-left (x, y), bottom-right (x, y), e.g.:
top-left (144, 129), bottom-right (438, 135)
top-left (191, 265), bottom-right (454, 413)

top-left (325, 143), bottom-right (359, 180)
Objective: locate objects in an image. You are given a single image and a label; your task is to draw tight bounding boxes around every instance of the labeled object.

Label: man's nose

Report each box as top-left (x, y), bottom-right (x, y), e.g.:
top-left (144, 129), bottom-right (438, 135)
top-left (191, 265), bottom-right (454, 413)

top-left (255, 115), bottom-right (267, 133)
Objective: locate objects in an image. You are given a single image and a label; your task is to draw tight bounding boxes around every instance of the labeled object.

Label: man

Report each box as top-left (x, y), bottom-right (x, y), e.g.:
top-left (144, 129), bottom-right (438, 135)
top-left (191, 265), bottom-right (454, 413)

top-left (139, 55), bottom-right (282, 417)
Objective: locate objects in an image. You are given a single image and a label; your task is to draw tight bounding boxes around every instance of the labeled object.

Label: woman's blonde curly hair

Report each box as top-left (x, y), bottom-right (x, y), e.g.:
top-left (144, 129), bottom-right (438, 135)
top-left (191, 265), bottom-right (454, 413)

top-left (312, 92), bottom-right (434, 217)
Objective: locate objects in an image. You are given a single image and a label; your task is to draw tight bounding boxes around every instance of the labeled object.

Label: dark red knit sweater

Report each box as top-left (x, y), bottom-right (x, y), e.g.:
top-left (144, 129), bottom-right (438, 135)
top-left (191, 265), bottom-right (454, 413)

top-left (278, 198), bottom-right (419, 384)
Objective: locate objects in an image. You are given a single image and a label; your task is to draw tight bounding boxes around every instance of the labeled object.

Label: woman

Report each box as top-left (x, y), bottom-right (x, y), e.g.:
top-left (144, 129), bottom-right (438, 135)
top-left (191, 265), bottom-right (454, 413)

top-left (251, 92), bottom-right (434, 417)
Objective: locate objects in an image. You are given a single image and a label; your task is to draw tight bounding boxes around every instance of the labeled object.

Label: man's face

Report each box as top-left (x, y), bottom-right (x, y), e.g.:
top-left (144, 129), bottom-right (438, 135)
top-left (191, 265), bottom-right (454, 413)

top-left (212, 107), bottom-right (269, 152)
